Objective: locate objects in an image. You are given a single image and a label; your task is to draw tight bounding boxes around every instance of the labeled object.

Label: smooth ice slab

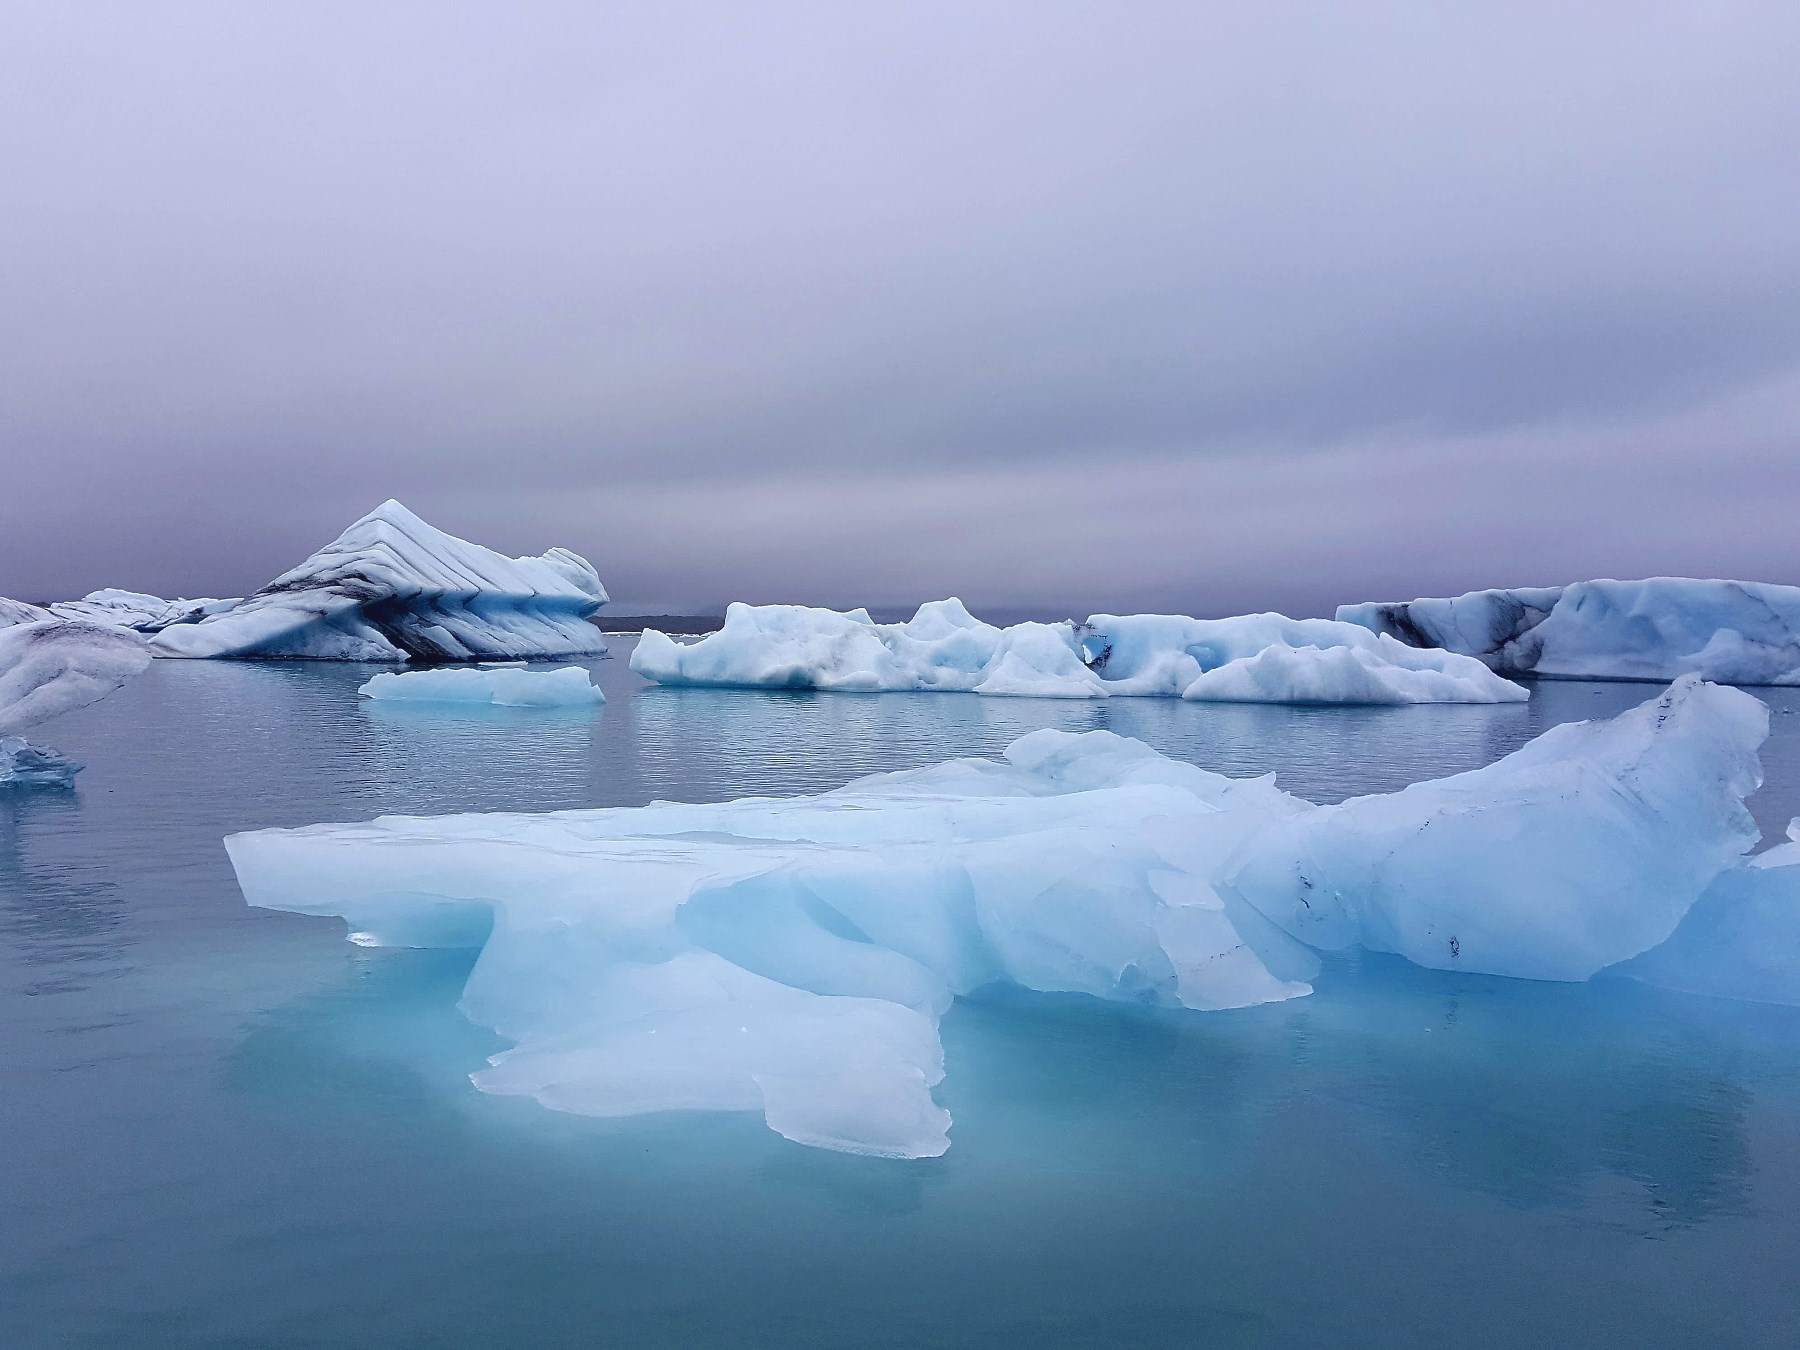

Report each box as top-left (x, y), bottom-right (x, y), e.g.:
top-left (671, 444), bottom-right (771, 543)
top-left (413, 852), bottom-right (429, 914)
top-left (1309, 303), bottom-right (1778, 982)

top-left (226, 678), bottom-right (1766, 1156)
top-left (151, 500), bottom-right (608, 662)
top-left (1340, 578), bottom-right (1800, 685)
top-left (0, 619), bottom-right (152, 736)
top-left (359, 665), bottom-right (603, 708)
top-left (632, 600), bottom-right (1525, 704)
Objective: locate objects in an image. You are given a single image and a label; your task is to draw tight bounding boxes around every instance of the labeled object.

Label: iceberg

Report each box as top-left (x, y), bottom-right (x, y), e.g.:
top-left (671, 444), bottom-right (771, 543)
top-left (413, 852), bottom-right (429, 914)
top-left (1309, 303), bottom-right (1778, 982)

top-left (1339, 578), bottom-right (1800, 685)
top-left (151, 500), bottom-right (608, 662)
top-left (1081, 612), bottom-right (1528, 703)
top-left (226, 677), bottom-right (1762, 1156)
top-left (49, 589), bottom-right (240, 633)
top-left (632, 600), bottom-right (1526, 704)
top-left (359, 665), bottom-right (603, 708)
top-left (0, 619), bottom-right (152, 737)
top-left (0, 736), bottom-right (83, 788)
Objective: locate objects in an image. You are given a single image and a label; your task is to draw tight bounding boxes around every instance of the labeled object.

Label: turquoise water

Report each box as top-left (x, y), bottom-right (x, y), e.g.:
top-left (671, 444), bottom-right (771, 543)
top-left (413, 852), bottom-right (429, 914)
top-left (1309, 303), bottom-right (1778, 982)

top-left (5, 641), bottom-right (1800, 1348)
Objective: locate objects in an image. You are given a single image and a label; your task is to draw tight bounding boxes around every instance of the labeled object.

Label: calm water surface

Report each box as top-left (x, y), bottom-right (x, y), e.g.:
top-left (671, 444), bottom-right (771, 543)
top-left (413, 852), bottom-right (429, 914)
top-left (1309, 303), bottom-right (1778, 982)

top-left (5, 638), bottom-right (1800, 1348)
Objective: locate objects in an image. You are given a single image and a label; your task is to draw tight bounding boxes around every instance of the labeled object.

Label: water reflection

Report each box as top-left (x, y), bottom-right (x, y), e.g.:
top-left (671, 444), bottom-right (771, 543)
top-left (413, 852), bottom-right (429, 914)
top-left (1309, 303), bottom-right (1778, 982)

top-left (226, 931), bottom-right (1797, 1237)
top-left (7, 646), bottom-right (1800, 1348)
top-left (356, 700), bottom-right (600, 817)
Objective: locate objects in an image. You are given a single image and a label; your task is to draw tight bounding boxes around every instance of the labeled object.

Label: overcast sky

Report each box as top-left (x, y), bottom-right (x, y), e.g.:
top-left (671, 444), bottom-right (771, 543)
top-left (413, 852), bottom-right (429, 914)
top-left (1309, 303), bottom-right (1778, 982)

top-left (3, 2), bottom-right (1798, 616)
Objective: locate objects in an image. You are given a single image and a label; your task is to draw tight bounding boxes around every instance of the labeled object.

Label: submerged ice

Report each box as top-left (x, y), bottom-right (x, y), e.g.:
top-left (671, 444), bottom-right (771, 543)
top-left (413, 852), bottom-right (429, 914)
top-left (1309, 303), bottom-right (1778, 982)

top-left (151, 500), bottom-right (608, 662)
top-left (359, 665), bottom-right (603, 708)
top-left (632, 600), bottom-right (1525, 704)
top-left (226, 676), bottom-right (1777, 1157)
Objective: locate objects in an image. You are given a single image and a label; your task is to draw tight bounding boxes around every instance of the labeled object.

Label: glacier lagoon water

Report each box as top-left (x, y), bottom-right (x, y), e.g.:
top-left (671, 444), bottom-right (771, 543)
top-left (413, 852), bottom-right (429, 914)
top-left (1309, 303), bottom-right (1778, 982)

top-left (5, 638), bottom-right (1800, 1349)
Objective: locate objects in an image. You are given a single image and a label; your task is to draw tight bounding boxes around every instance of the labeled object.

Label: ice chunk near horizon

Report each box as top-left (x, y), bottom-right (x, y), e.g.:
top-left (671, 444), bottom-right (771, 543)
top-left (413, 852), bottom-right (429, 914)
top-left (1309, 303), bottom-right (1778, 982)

top-left (1339, 577), bottom-right (1800, 685)
top-left (49, 589), bottom-right (240, 633)
top-left (1081, 612), bottom-right (1527, 703)
top-left (1611, 818), bottom-right (1800, 1007)
top-left (632, 599), bottom-right (1007, 693)
top-left (151, 500), bottom-right (607, 662)
top-left (634, 600), bottom-right (1526, 704)
top-left (226, 678), bottom-right (1764, 1156)
top-left (359, 665), bottom-right (603, 708)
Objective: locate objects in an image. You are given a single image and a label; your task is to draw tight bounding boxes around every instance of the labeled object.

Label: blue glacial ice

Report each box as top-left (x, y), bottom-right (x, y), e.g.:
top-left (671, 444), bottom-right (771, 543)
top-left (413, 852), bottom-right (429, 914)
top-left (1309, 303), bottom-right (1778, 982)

top-left (225, 676), bottom-right (1772, 1157)
top-left (151, 500), bottom-right (608, 662)
top-left (359, 665), bottom-right (604, 708)
top-left (1339, 577), bottom-right (1800, 685)
top-left (631, 599), bottom-right (1525, 704)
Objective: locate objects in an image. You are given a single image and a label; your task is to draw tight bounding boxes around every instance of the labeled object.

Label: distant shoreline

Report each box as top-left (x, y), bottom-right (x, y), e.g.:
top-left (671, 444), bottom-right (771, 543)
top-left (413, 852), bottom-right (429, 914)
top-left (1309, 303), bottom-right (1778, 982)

top-left (596, 616), bottom-right (722, 636)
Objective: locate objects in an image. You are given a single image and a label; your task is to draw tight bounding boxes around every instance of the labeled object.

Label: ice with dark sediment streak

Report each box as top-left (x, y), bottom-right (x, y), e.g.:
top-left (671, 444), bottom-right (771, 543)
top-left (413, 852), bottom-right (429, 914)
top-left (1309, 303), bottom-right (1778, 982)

top-left (151, 500), bottom-right (608, 662)
top-left (0, 619), bottom-right (152, 737)
top-left (1339, 577), bottom-right (1800, 685)
top-left (226, 677), bottom-right (1774, 1158)
top-left (631, 599), bottom-right (1526, 704)
top-left (0, 618), bottom-right (152, 787)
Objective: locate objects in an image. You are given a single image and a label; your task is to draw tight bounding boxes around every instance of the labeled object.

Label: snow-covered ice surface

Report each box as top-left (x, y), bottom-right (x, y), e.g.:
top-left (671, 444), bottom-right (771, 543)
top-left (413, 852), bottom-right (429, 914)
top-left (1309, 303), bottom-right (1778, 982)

top-left (227, 676), bottom-right (1765, 1156)
top-left (49, 589), bottom-right (240, 633)
top-left (359, 665), bottom-right (604, 708)
top-left (633, 600), bottom-right (1525, 704)
top-left (1340, 577), bottom-right (1800, 685)
top-left (151, 500), bottom-right (608, 662)
top-left (0, 619), bottom-right (152, 737)
top-left (0, 596), bottom-right (54, 627)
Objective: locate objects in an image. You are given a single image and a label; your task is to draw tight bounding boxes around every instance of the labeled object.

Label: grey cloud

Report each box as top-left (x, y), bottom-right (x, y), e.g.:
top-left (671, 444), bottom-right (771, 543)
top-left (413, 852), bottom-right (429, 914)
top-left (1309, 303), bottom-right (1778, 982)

top-left (2, 2), bottom-right (1798, 610)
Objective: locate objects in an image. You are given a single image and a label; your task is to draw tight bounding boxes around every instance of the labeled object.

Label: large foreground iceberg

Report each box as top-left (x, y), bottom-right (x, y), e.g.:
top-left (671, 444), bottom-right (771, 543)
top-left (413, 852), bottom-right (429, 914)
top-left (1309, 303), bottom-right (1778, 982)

top-left (0, 619), bottom-right (153, 786)
top-left (151, 500), bottom-right (607, 662)
top-left (359, 665), bottom-right (603, 708)
top-left (227, 677), bottom-right (1767, 1156)
top-left (1339, 578), bottom-right (1800, 685)
top-left (632, 600), bottom-right (1525, 704)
